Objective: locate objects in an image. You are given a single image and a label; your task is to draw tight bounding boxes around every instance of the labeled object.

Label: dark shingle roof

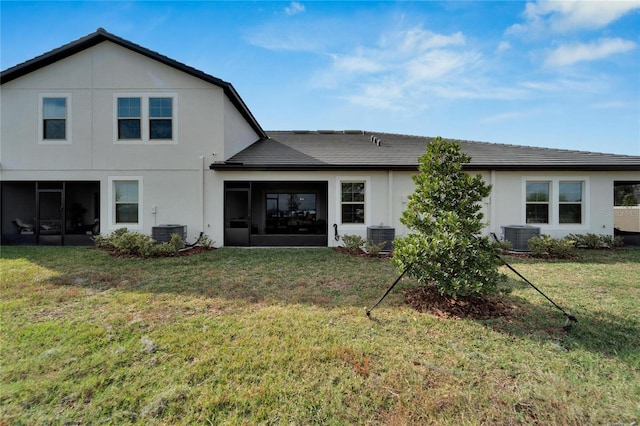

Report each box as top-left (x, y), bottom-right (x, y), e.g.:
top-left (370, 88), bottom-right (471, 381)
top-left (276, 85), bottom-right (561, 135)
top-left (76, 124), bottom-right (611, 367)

top-left (0, 28), bottom-right (267, 139)
top-left (211, 130), bottom-right (640, 171)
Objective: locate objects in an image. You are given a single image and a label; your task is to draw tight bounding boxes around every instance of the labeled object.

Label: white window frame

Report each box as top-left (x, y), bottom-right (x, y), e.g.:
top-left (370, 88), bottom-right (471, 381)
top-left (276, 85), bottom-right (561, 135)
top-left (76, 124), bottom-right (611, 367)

top-left (336, 176), bottom-right (370, 230)
top-left (108, 176), bottom-right (143, 231)
top-left (522, 177), bottom-right (589, 230)
top-left (558, 181), bottom-right (584, 225)
top-left (525, 180), bottom-right (551, 224)
top-left (113, 93), bottom-right (177, 145)
top-left (38, 93), bottom-right (72, 145)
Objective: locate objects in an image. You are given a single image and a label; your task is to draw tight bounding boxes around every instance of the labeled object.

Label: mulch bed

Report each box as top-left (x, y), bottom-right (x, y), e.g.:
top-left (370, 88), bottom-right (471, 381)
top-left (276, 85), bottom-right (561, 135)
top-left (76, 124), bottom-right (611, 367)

top-left (333, 247), bottom-right (392, 258)
top-left (404, 285), bottom-right (514, 320)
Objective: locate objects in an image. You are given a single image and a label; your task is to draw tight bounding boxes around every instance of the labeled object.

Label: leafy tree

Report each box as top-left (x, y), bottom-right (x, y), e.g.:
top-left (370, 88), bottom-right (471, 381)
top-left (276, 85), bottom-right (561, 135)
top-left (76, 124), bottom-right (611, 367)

top-left (622, 193), bottom-right (638, 206)
top-left (392, 137), bottom-right (504, 297)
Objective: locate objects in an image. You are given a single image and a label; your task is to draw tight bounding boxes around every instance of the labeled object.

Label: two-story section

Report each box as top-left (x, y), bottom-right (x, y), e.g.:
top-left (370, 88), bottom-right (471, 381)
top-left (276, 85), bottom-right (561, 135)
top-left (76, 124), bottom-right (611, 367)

top-left (1, 28), bottom-right (265, 245)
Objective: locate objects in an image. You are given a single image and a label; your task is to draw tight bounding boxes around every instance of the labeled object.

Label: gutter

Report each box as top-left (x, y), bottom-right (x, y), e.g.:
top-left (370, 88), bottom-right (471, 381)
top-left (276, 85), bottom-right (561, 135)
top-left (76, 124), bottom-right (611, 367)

top-left (210, 163), bottom-right (640, 172)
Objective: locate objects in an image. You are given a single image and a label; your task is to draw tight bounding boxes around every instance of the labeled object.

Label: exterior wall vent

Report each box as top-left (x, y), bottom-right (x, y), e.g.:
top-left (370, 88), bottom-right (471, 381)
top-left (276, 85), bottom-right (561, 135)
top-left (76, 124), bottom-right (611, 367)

top-left (367, 226), bottom-right (395, 252)
top-left (503, 225), bottom-right (540, 252)
top-left (152, 224), bottom-right (187, 243)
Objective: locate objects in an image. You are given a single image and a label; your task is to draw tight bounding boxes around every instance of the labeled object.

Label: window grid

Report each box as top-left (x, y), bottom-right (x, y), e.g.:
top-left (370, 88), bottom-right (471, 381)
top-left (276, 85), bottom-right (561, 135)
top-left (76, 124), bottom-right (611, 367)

top-left (525, 181), bottom-right (550, 224)
top-left (341, 182), bottom-right (365, 224)
top-left (149, 97), bottom-right (173, 140)
top-left (559, 181), bottom-right (583, 224)
top-left (117, 97), bottom-right (142, 139)
top-left (114, 181), bottom-right (139, 224)
top-left (43, 97), bottom-right (67, 140)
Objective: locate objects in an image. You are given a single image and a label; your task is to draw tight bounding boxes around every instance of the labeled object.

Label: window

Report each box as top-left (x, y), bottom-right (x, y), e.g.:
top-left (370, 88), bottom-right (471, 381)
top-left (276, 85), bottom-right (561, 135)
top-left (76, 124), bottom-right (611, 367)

top-left (114, 94), bottom-right (176, 143)
top-left (40, 95), bottom-right (69, 142)
top-left (559, 181), bottom-right (583, 224)
top-left (523, 178), bottom-right (588, 227)
top-left (117, 97), bottom-right (141, 139)
top-left (265, 193), bottom-right (318, 234)
top-left (341, 182), bottom-right (365, 224)
top-left (149, 98), bottom-right (172, 139)
top-left (526, 182), bottom-right (550, 224)
top-left (114, 181), bottom-right (139, 224)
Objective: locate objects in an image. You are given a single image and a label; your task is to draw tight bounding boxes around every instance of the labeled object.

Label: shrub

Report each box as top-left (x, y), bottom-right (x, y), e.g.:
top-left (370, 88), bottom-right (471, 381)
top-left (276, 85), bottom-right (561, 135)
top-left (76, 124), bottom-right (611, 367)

top-left (168, 233), bottom-right (185, 251)
top-left (568, 233), bottom-right (624, 249)
top-left (110, 230), bottom-right (155, 257)
top-left (195, 233), bottom-right (214, 249)
top-left (528, 235), bottom-right (575, 259)
top-left (93, 228), bottom-right (173, 257)
top-left (365, 240), bottom-right (387, 257)
top-left (340, 234), bottom-right (365, 254)
top-left (600, 235), bottom-right (624, 248)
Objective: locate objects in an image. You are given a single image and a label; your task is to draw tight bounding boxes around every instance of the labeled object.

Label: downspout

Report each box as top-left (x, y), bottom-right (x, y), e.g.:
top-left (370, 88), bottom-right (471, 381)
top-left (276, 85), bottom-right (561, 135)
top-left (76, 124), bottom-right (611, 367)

top-left (490, 170), bottom-right (496, 236)
top-left (200, 156), bottom-right (205, 233)
top-left (387, 170), bottom-right (394, 226)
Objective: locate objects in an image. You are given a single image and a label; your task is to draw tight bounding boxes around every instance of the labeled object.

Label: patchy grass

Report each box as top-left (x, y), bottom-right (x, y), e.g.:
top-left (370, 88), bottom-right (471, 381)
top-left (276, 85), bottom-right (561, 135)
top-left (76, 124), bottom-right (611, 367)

top-left (1, 246), bottom-right (639, 424)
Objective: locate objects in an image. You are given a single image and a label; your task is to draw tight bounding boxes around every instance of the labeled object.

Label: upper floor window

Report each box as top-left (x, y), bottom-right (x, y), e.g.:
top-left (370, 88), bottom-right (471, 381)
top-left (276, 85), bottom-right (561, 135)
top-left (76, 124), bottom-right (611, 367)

top-left (341, 182), bottom-right (365, 224)
top-left (114, 94), bottom-right (177, 144)
top-left (39, 94), bottom-right (71, 144)
top-left (43, 98), bottom-right (67, 139)
top-left (149, 97), bottom-right (173, 139)
top-left (117, 97), bottom-right (141, 139)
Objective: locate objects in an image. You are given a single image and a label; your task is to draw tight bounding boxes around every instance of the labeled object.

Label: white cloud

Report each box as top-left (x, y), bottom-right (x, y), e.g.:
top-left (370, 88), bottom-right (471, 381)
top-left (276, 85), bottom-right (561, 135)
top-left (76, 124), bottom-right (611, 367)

top-left (284, 1), bottom-right (305, 16)
top-left (496, 41), bottom-right (511, 53)
top-left (508, 0), bottom-right (640, 35)
top-left (480, 112), bottom-right (526, 124)
top-left (590, 100), bottom-right (631, 109)
top-left (315, 26), bottom-right (488, 110)
top-left (331, 52), bottom-right (385, 73)
top-left (545, 37), bottom-right (637, 67)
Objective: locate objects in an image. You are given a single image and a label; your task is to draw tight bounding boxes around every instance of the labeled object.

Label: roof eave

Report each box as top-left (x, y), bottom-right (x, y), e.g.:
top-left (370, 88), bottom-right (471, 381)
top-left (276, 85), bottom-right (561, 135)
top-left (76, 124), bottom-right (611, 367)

top-left (209, 163), bottom-right (419, 171)
top-left (210, 163), bottom-right (640, 172)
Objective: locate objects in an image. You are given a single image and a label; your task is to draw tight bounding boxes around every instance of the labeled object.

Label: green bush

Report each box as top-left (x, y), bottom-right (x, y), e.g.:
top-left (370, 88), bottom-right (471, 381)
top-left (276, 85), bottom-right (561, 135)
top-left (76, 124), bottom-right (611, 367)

top-left (111, 230), bottom-right (155, 257)
top-left (195, 233), bottom-right (214, 249)
top-left (365, 240), bottom-right (387, 257)
top-left (528, 235), bottom-right (575, 259)
top-left (340, 234), bottom-right (365, 254)
top-left (568, 233), bottom-right (624, 249)
top-left (93, 228), bottom-right (187, 257)
top-left (600, 235), bottom-right (624, 248)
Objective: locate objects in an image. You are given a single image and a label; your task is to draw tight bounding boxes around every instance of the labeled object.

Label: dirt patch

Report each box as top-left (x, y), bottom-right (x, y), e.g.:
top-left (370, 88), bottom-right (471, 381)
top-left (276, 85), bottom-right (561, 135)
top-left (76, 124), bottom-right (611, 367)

top-left (405, 285), bottom-right (514, 320)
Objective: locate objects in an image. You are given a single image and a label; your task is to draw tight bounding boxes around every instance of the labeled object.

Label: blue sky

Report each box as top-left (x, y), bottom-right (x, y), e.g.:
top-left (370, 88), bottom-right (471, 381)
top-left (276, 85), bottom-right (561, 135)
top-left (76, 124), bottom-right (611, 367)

top-left (2, 1), bottom-right (639, 155)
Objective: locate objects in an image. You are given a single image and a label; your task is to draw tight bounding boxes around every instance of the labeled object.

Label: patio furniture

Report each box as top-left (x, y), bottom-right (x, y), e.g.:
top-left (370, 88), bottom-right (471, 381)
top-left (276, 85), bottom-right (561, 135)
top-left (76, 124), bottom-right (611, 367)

top-left (15, 218), bottom-right (35, 234)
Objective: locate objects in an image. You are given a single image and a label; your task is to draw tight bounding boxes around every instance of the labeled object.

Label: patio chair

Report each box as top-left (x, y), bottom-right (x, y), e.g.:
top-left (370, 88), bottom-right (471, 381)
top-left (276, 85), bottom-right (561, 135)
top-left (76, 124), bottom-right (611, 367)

top-left (15, 218), bottom-right (35, 234)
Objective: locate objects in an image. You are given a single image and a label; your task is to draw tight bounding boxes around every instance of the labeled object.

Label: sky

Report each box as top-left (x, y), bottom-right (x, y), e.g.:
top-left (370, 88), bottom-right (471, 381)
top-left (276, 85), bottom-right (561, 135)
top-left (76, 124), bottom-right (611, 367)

top-left (1, 1), bottom-right (639, 155)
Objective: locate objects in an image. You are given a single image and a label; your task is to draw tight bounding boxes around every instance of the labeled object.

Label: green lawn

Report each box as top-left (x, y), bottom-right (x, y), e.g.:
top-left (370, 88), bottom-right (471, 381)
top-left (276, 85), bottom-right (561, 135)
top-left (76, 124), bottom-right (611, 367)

top-left (1, 246), bottom-right (639, 425)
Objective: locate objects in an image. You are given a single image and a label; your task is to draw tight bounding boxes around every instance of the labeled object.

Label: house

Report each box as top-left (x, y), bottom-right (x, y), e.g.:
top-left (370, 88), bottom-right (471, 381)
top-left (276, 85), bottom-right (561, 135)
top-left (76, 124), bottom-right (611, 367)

top-left (2, 29), bottom-right (639, 248)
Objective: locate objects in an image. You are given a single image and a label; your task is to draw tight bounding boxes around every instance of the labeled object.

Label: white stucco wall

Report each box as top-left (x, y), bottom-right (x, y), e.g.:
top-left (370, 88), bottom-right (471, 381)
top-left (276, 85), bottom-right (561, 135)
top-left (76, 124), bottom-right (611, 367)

top-left (488, 170), bottom-right (640, 239)
top-left (206, 168), bottom-right (639, 247)
top-left (0, 41), bottom-right (259, 242)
